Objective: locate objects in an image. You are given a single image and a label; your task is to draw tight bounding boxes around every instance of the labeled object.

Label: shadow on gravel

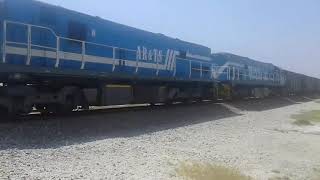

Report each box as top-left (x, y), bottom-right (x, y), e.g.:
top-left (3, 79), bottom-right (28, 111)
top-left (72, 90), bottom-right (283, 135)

top-left (306, 94), bottom-right (320, 99)
top-left (287, 96), bottom-right (315, 103)
top-left (0, 102), bottom-right (241, 150)
top-left (227, 96), bottom-right (315, 112)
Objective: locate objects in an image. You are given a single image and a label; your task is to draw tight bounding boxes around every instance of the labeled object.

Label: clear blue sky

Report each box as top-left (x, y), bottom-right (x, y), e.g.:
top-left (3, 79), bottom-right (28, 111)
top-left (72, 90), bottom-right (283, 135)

top-left (38, 0), bottom-right (320, 78)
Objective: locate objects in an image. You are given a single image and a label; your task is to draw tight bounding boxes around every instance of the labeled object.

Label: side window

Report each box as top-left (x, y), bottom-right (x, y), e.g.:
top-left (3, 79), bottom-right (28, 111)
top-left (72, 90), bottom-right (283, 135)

top-left (68, 21), bottom-right (87, 41)
top-left (179, 51), bottom-right (187, 59)
top-left (202, 65), bottom-right (210, 75)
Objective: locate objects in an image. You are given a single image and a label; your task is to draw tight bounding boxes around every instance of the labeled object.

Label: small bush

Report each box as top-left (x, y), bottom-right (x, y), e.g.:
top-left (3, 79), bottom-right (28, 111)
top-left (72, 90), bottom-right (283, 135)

top-left (176, 162), bottom-right (251, 180)
top-left (313, 174), bottom-right (320, 180)
top-left (291, 110), bottom-right (320, 126)
top-left (293, 119), bottom-right (313, 126)
top-left (312, 169), bottom-right (320, 180)
top-left (268, 176), bottom-right (291, 180)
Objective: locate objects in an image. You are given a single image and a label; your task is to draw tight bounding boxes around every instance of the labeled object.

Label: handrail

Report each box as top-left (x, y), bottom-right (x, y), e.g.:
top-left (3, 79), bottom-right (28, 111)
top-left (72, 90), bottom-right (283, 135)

top-left (26, 25), bottom-right (31, 65)
top-left (6, 41), bottom-right (28, 46)
top-left (2, 20), bottom-right (284, 83)
top-left (55, 37), bottom-right (60, 68)
top-left (59, 36), bottom-right (84, 44)
top-left (31, 44), bottom-right (57, 51)
top-left (4, 20), bottom-right (216, 79)
top-left (2, 20), bottom-right (6, 63)
top-left (5, 20), bottom-right (58, 37)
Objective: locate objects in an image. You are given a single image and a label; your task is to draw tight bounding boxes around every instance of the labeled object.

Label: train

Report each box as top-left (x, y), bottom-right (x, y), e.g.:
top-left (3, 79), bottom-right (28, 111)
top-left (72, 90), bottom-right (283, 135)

top-left (0, 0), bottom-right (319, 118)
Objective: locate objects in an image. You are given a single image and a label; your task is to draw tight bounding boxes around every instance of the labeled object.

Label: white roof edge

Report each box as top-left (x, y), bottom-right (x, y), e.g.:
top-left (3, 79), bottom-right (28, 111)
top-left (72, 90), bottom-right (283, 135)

top-left (186, 53), bottom-right (211, 61)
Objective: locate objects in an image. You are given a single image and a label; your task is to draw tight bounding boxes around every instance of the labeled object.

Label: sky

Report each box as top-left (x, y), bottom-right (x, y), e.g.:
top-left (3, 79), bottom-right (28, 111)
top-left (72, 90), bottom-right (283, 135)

top-left (38, 0), bottom-right (320, 78)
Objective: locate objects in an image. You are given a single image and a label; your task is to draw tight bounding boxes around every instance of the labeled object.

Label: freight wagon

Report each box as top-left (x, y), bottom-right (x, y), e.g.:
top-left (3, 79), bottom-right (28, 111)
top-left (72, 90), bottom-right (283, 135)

top-left (0, 0), bottom-right (319, 118)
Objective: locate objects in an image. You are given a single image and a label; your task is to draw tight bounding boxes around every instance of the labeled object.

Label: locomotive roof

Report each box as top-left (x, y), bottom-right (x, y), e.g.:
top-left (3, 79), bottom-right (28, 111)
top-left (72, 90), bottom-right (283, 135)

top-left (212, 53), bottom-right (278, 69)
top-left (31, 0), bottom-right (211, 55)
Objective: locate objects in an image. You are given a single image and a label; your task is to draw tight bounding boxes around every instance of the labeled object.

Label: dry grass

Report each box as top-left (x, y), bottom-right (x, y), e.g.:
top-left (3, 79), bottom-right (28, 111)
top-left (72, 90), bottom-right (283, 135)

top-left (291, 110), bottom-right (320, 126)
top-left (271, 170), bottom-right (281, 174)
top-left (176, 162), bottom-right (251, 180)
top-left (312, 168), bottom-right (320, 180)
top-left (293, 119), bottom-right (313, 126)
top-left (268, 176), bottom-right (291, 180)
top-left (313, 174), bottom-right (320, 180)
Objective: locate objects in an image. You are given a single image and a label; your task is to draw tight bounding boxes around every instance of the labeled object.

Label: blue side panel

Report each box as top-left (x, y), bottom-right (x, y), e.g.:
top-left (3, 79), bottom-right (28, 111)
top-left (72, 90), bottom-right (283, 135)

top-left (218, 69), bottom-right (229, 81)
top-left (136, 67), bottom-right (156, 77)
top-left (120, 66), bottom-right (136, 76)
top-left (2, 0), bottom-right (215, 83)
top-left (86, 43), bottom-right (113, 59)
top-left (6, 54), bottom-right (26, 65)
top-left (32, 27), bottom-right (57, 49)
top-left (175, 59), bottom-right (190, 79)
top-left (6, 23), bottom-right (28, 44)
top-left (30, 57), bottom-right (56, 68)
top-left (59, 59), bottom-right (82, 69)
top-left (201, 65), bottom-right (212, 80)
top-left (190, 61), bottom-right (200, 79)
top-left (158, 70), bottom-right (173, 78)
top-left (85, 62), bottom-right (113, 72)
top-left (5, 0), bottom-right (35, 22)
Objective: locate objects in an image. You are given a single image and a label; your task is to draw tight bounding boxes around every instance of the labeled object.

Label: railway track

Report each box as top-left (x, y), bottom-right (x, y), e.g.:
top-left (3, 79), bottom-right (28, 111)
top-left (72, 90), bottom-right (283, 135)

top-left (1, 95), bottom-right (318, 123)
top-left (0, 100), bottom-right (218, 123)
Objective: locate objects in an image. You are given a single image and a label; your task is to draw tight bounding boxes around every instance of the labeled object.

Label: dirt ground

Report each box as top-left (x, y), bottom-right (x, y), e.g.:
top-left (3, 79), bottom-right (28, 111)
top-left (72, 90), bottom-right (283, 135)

top-left (0, 96), bottom-right (320, 180)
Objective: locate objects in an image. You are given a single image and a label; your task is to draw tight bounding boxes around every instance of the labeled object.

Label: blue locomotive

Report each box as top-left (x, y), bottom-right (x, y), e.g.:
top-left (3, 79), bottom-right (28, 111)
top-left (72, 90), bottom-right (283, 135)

top-left (1, 0), bottom-right (213, 81)
top-left (0, 0), bottom-right (319, 117)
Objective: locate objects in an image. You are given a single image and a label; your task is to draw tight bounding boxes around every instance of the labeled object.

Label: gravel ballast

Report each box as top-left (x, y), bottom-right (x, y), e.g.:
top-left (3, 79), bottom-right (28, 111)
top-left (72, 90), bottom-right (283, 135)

top-left (1, 97), bottom-right (320, 180)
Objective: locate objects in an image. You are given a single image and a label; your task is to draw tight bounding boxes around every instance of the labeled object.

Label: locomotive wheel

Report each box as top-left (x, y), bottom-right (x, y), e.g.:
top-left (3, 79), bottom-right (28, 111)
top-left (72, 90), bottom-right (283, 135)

top-left (6, 97), bottom-right (26, 121)
top-left (56, 95), bottom-right (75, 115)
top-left (0, 107), bottom-right (10, 122)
